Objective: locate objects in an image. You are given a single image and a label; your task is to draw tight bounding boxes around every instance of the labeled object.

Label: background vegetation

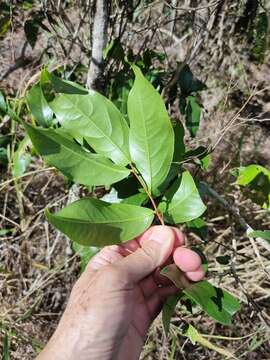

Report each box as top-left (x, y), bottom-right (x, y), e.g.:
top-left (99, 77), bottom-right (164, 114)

top-left (0, 0), bottom-right (270, 359)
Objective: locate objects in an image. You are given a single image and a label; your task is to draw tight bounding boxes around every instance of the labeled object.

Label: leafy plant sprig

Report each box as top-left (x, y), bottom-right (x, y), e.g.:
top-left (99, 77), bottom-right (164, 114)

top-left (24, 65), bottom-right (240, 331)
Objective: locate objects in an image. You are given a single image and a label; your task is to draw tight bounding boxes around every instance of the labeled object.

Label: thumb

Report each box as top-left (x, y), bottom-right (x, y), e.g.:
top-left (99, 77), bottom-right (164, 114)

top-left (116, 226), bottom-right (175, 283)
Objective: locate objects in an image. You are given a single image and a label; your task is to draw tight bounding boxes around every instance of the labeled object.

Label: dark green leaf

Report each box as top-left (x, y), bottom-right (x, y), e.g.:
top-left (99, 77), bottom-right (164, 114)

top-left (114, 176), bottom-right (140, 198)
top-left (159, 171), bottom-right (206, 224)
top-left (24, 122), bottom-right (130, 186)
top-left (0, 135), bottom-right (11, 147)
top-left (187, 218), bottom-right (208, 241)
top-left (46, 198), bottom-right (154, 246)
top-left (178, 65), bottom-right (206, 95)
top-left (121, 192), bottom-right (148, 206)
top-left (24, 19), bottom-right (39, 48)
top-left (162, 294), bottom-right (181, 335)
top-left (26, 84), bottom-right (53, 127)
top-left (41, 69), bottom-right (88, 95)
top-left (186, 96), bottom-right (201, 137)
top-left (0, 148), bottom-right (8, 165)
top-left (128, 65), bottom-right (174, 194)
top-left (184, 281), bottom-right (240, 325)
top-left (216, 255), bottom-right (231, 265)
top-left (50, 91), bottom-right (130, 166)
top-left (2, 331), bottom-right (9, 360)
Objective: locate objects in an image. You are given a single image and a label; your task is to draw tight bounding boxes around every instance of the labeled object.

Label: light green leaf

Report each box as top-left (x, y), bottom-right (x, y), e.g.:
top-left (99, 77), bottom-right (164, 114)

top-left (183, 324), bottom-right (236, 358)
top-left (248, 230), bottom-right (270, 243)
top-left (73, 242), bottom-right (99, 272)
top-left (12, 135), bottom-right (31, 178)
top-left (46, 198), bottom-right (154, 246)
top-left (24, 123), bottom-right (130, 187)
top-left (128, 65), bottom-right (174, 194)
top-left (50, 91), bottom-right (130, 166)
top-left (186, 96), bottom-right (201, 137)
top-left (236, 164), bottom-right (270, 185)
top-left (26, 84), bottom-right (53, 127)
top-left (158, 171), bottom-right (206, 224)
top-left (162, 294), bottom-right (181, 335)
top-left (184, 281), bottom-right (240, 325)
top-left (187, 218), bottom-right (208, 240)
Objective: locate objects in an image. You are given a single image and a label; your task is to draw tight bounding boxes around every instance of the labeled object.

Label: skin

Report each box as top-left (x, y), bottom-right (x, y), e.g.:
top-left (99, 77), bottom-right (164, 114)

top-left (37, 225), bottom-right (204, 360)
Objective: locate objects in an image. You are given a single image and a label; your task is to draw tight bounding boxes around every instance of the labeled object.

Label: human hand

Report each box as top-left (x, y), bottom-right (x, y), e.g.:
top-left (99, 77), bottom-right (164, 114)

top-left (37, 226), bottom-right (205, 360)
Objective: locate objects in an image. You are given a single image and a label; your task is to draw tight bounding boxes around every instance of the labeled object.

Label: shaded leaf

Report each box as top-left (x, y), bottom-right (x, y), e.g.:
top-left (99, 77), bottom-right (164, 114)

top-left (0, 90), bottom-right (7, 112)
top-left (24, 122), bottom-right (130, 186)
top-left (159, 171), bottom-right (206, 224)
top-left (184, 281), bottom-right (240, 325)
top-left (216, 255), bottom-right (231, 265)
top-left (0, 15), bottom-right (10, 38)
top-left (128, 65), bottom-right (174, 194)
top-left (24, 19), bottom-right (39, 48)
top-left (187, 218), bottom-right (208, 241)
top-left (50, 91), bottom-right (130, 166)
top-left (162, 294), bottom-right (181, 335)
top-left (46, 198), bottom-right (154, 246)
top-left (12, 135), bottom-right (31, 177)
top-left (73, 242), bottom-right (99, 272)
top-left (178, 65), bottom-right (206, 95)
top-left (186, 96), bottom-right (202, 137)
top-left (121, 192), bottom-right (148, 206)
top-left (161, 264), bottom-right (189, 289)
top-left (41, 69), bottom-right (88, 95)
top-left (26, 84), bottom-right (53, 127)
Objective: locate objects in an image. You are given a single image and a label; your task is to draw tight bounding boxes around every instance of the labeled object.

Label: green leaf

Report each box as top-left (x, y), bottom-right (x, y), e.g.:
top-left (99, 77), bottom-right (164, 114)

top-left (121, 192), bottom-right (148, 206)
top-left (161, 264), bottom-right (189, 289)
top-left (183, 281), bottom-right (240, 325)
top-left (50, 91), bottom-right (130, 166)
top-left (178, 65), bottom-right (206, 95)
top-left (0, 90), bottom-right (7, 112)
top-left (26, 84), bottom-right (53, 127)
top-left (187, 218), bottom-right (208, 241)
top-left (41, 69), bottom-right (88, 95)
top-left (24, 18), bottom-right (39, 48)
top-left (0, 15), bottom-right (10, 38)
top-left (24, 122), bottom-right (130, 186)
top-left (186, 96), bottom-right (201, 137)
top-left (162, 294), bottom-right (181, 335)
top-left (128, 65), bottom-right (174, 194)
top-left (46, 198), bottom-right (154, 246)
top-left (216, 255), bottom-right (231, 265)
top-left (2, 331), bottom-right (9, 360)
top-left (73, 242), bottom-right (99, 272)
top-left (236, 164), bottom-right (270, 185)
top-left (12, 135), bottom-right (31, 177)
top-left (248, 230), bottom-right (270, 243)
top-left (159, 171), bottom-right (206, 224)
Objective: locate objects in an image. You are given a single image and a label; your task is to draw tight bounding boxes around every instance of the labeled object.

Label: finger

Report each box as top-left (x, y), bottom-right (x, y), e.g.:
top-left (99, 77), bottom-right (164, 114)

top-left (185, 267), bottom-right (205, 282)
top-left (87, 245), bottom-right (123, 271)
top-left (115, 226), bottom-right (175, 283)
top-left (173, 247), bottom-right (202, 272)
top-left (172, 227), bottom-right (185, 247)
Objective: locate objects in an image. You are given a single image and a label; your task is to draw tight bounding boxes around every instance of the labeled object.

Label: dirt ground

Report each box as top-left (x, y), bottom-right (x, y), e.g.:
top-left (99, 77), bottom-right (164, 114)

top-left (1, 1), bottom-right (270, 359)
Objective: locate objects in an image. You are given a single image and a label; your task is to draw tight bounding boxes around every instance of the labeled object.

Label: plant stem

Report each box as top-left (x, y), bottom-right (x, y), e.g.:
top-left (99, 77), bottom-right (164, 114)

top-left (130, 165), bottom-right (165, 225)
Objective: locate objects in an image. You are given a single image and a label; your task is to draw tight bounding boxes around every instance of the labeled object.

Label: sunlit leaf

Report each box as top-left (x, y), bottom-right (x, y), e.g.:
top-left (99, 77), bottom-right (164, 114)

top-left (248, 230), bottom-right (270, 243)
top-left (46, 198), bottom-right (154, 246)
top-left (24, 122), bottom-right (130, 186)
top-left (50, 91), bottom-right (130, 166)
top-left (12, 135), bottom-right (31, 177)
top-left (128, 65), bottom-right (174, 194)
top-left (159, 171), bottom-right (206, 224)
top-left (184, 281), bottom-right (240, 325)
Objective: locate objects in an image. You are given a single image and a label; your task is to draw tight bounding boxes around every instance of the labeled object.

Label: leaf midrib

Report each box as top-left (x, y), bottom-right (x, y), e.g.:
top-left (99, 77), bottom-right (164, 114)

top-left (50, 212), bottom-right (154, 225)
top-left (62, 94), bottom-right (130, 165)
